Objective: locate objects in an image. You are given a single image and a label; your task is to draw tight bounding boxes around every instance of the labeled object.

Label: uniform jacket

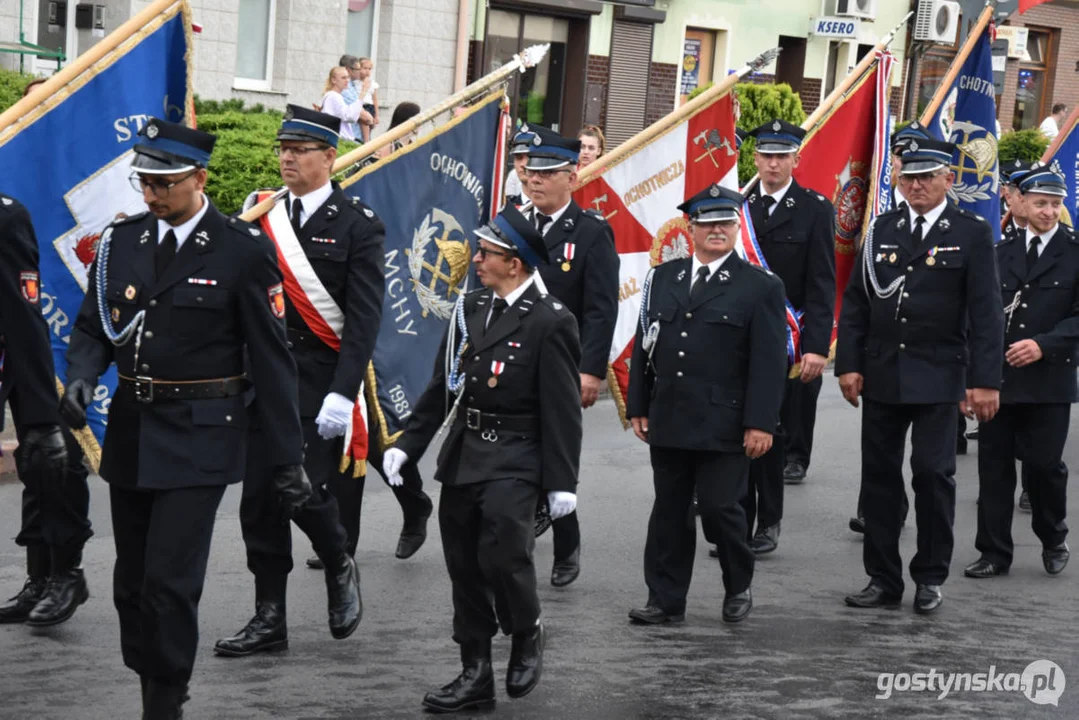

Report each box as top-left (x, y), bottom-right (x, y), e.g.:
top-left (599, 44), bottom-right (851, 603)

top-left (67, 202), bottom-right (302, 489)
top-left (280, 183), bottom-right (385, 416)
top-left (0, 195), bottom-right (61, 430)
top-left (746, 179), bottom-right (837, 358)
top-left (534, 201), bottom-right (619, 378)
top-left (1003, 217), bottom-right (1024, 244)
top-left (396, 282), bottom-right (582, 492)
top-left (836, 202), bottom-right (1004, 404)
top-left (626, 254), bottom-right (788, 452)
top-left (996, 224), bottom-right (1079, 404)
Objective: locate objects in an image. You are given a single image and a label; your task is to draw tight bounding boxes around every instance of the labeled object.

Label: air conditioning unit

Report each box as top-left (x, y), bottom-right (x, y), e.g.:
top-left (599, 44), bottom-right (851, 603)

top-left (836, 0), bottom-right (876, 20)
top-left (914, 0), bottom-right (960, 44)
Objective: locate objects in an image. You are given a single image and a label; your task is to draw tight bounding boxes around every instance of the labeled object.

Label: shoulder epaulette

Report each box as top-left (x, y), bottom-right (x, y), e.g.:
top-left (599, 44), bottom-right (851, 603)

top-left (582, 208), bottom-right (607, 223)
top-left (226, 215), bottom-right (264, 239)
top-left (0, 194), bottom-right (20, 212)
top-left (110, 210), bottom-right (150, 227)
top-left (348, 196), bottom-right (378, 220)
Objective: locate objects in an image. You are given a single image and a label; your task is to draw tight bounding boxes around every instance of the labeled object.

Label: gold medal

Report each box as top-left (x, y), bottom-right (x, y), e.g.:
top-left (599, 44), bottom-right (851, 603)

top-left (124, 284), bottom-right (136, 300)
top-left (561, 261), bottom-right (571, 272)
top-left (111, 306), bottom-right (120, 322)
top-left (926, 256), bottom-right (936, 266)
top-left (487, 376), bottom-right (498, 388)
top-left (888, 252), bottom-right (897, 264)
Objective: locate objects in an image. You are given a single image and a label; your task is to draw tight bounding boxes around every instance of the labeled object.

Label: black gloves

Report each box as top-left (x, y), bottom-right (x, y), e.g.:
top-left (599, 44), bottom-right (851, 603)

top-left (272, 464), bottom-right (313, 521)
top-left (59, 379), bottom-right (96, 430)
top-left (17, 425), bottom-right (68, 485)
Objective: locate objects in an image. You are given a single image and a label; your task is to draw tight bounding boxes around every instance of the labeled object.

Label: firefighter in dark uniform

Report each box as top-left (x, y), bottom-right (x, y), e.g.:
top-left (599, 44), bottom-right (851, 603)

top-left (837, 137), bottom-right (1004, 614)
top-left (627, 184), bottom-right (787, 625)
top-left (741, 119), bottom-right (836, 554)
top-left (504, 126), bottom-right (535, 207)
top-left (59, 119), bottom-right (311, 718)
top-left (383, 204), bottom-right (582, 712)
top-left (0, 194), bottom-right (91, 627)
top-left (216, 106), bottom-right (369, 658)
top-left (523, 124), bottom-right (619, 587)
top-left (965, 165), bottom-right (1074, 579)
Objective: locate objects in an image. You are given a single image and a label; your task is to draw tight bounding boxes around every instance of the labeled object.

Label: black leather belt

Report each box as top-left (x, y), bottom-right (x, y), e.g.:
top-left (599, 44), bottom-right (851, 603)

top-left (287, 328), bottom-right (334, 350)
top-left (118, 374), bottom-right (249, 404)
top-left (458, 408), bottom-right (539, 435)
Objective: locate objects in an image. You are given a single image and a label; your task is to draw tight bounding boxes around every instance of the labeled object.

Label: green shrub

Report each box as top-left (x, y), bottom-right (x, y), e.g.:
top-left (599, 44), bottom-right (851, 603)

top-left (998, 128), bottom-right (1050, 166)
top-left (0, 68), bottom-right (39, 114)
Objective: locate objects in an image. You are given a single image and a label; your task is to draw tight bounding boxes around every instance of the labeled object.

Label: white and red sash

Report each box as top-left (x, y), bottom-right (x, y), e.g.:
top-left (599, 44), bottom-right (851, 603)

top-left (257, 191), bottom-right (369, 476)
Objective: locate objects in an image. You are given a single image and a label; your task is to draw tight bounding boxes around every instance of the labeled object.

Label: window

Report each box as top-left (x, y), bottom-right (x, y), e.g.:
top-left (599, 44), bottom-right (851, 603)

top-left (345, 0), bottom-right (379, 61)
top-left (915, 48), bottom-right (956, 119)
top-left (1013, 28), bottom-right (1056, 132)
top-left (484, 9), bottom-right (568, 131)
top-left (234, 0), bottom-right (276, 90)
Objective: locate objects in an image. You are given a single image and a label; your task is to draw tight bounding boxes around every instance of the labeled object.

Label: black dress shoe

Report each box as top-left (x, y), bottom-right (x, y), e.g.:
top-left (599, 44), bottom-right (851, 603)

top-left (1043, 543), bottom-right (1069, 575)
top-left (1019, 491), bottom-right (1032, 512)
top-left (783, 462), bottom-right (806, 485)
top-left (422, 642), bottom-right (495, 713)
top-left (914, 584), bottom-right (943, 614)
top-left (306, 555), bottom-right (324, 570)
top-left (322, 554), bottom-right (362, 639)
top-left (708, 546), bottom-right (720, 558)
top-left (551, 548), bottom-right (580, 587)
top-left (396, 509), bottom-right (432, 560)
top-left (27, 543), bottom-right (89, 628)
top-left (749, 523), bottom-right (779, 554)
top-left (965, 427), bottom-right (979, 441)
top-left (628, 605), bottom-right (685, 625)
top-left (848, 516), bottom-right (866, 534)
top-left (214, 603), bottom-right (288, 657)
top-left (506, 623), bottom-right (545, 698)
top-left (844, 582), bottom-right (902, 609)
top-left (722, 589), bottom-right (752, 623)
top-left (143, 680), bottom-right (189, 720)
top-left (964, 558), bottom-right (1009, 579)
top-left (0, 577), bottom-right (48, 624)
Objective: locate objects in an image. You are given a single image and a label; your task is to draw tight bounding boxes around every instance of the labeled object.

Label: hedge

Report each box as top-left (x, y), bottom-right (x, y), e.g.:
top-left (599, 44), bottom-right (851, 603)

top-left (998, 128), bottom-right (1050, 166)
top-left (0, 68), bottom-right (36, 114)
top-left (687, 81), bottom-right (807, 185)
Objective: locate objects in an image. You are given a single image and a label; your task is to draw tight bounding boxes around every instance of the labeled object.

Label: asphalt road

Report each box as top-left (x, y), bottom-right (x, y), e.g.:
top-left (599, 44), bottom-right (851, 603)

top-left (1, 383), bottom-right (1076, 719)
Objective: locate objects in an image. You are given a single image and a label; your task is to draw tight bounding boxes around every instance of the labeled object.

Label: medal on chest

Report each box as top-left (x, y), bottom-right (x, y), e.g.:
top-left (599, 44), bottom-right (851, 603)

top-left (489, 360), bottom-right (505, 388)
top-left (561, 243), bottom-right (576, 272)
top-left (926, 247), bottom-right (938, 266)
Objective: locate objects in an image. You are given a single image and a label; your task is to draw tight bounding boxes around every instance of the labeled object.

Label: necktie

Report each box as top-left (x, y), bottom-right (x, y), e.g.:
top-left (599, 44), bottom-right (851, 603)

top-left (912, 215), bottom-right (926, 245)
top-left (487, 298), bottom-right (508, 330)
top-left (155, 229), bottom-right (177, 278)
top-left (291, 198), bottom-right (304, 236)
top-left (535, 213), bottom-right (552, 235)
top-left (689, 266), bottom-right (711, 304)
top-left (1027, 236), bottom-right (1042, 275)
top-left (760, 196), bottom-right (777, 216)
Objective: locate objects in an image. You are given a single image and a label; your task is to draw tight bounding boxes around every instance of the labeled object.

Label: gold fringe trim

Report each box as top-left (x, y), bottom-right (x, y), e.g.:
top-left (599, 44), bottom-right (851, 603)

top-left (606, 364), bottom-right (631, 430)
top-left (54, 378), bottom-right (102, 474)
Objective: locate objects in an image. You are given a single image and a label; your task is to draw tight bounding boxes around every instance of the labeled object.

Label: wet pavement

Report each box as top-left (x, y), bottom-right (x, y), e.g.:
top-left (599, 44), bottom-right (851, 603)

top-left (1, 382), bottom-right (1076, 719)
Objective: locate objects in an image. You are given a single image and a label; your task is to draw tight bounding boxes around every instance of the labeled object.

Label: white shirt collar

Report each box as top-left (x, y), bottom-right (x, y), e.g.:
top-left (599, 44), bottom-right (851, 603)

top-left (1026, 224), bottom-right (1058, 251)
top-left (764, 177), bottom-right (794, 208)
top-left (893, 186), bottom-right (908, 208)
top-left (288, 181), bottom-right (334, 228)
top-left (533, 199), bottom-right (572, 236)
top-left (157, 194), bottom-right (210, 249)
top-left (691, 251), bottom-right (733, 284)
top-left (906, 198), bottom-right (949, 235)
top-left (495, 273), bottom-right (536, 308)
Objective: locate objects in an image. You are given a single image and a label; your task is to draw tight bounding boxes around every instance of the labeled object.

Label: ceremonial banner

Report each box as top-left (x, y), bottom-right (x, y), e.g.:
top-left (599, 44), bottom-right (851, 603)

top-left (791, 51), bottom-right (896, 348)
top-left (0, 0), bottom-right (194, 468)
top-left (927, 27), bottom-right (1002, 241)
top-left (572, 93), bottom-right (739, 425)
top-left (1041, 108), bottom-right (1079, 227)
top-left (341, 92), bottom-right (505, 448)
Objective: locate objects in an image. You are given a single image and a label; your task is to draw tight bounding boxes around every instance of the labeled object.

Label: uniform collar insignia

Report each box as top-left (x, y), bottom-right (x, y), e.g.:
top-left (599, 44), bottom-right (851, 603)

top-left (563, 217), bottom-right (574, 229)
top-left (718, 268), bottom-right (731, 283)
top-left (327, 204), bottom-right (338, 214)
top-left (784, 196), bottom-right (796, 208)
top-left (140, 229), bottom-right (151, 244)
top-left (939, 218), bottom-right (951, 231)
top-left (749, 194), bottom-right (758, 204)
top-left (194, 229), bottom-right (210, 247)
top-left (676, 268), bottom-right (686, 282)
top-left (896, 217), bottom-right (906, 229)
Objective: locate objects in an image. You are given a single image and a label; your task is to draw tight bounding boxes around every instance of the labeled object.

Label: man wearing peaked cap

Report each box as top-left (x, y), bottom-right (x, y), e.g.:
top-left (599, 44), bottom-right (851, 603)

top-left (217, 102), bottom-right (380, 659)
top-left (523, 123), bottom-right (620, 587)
top-left (740, 118), bottom-right (836, 556)
top-left (383, 203), bottom-right (583, 711)
top-left (627, 182), bottom-right (787, 626)
top-left (1003, 159), bottom-right (1036, 245)
top-left (504, 125), bottom-right (536, 206)
top-left (964, 164), bottom-right (1076, 581)
top-left (60, 118), bottom-right (306, 717)
top-left (837, 135), bottom-right (1004, 615)
top-left (888, 122), bottom-right (932, 212)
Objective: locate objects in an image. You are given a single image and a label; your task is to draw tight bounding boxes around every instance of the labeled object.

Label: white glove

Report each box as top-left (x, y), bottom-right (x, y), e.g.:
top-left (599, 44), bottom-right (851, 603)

top-left (547, 491), bottom-right (577, 520)
top-left (315, 392), bottom-right (354, 440)
top-left (383, 448), bottom-right (409, 487)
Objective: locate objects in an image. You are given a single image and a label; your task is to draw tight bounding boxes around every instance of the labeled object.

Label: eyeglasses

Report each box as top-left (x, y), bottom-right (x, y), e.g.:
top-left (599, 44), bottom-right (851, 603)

top-left (476, 246), bottom-right (514, 261)
top-left (899, 172), bottom-right (945, 187)
top-left (129, 170), bottom-right (198, 197)
top-left (524, 168), bottom-right (570, 179)
top-left (273, 145), bottom-right (326, 158)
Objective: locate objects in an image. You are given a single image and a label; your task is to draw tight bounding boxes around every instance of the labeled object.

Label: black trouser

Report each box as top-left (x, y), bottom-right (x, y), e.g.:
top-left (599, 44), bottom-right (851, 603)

top-left (12, 416), bottom-right (92, 552)
top-left (646, 447), bottom-right (754, 614)
top-left (861, 400), bottom-right (957, 595)
top-left (744, 381), bottom-right (787, 533)
top-left (784, 375), bottom-right (822, 469)
top-left (976, 403), bottom-right (1070, 566)
top-left (110, 483), bottom-right (225, 686)
top-left (239, 416), bottom-right (349, 576)
top-left (438, 478), bottom-right (540, 644)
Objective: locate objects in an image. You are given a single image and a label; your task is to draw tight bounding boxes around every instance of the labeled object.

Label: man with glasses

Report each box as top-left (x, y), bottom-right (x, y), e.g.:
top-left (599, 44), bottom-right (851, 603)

top-left (522, 124), bottom-right (618, 588)
top-left (339, 54), bottom-right (373, 141)
top-left (216, 105), bottom-right (374, 659)
top-left (837, 137), bottom-right (1003, 614)
top-left (59, 118), bottom-right (309, 717)
top-left (383, 204), bottom-right (582, 711)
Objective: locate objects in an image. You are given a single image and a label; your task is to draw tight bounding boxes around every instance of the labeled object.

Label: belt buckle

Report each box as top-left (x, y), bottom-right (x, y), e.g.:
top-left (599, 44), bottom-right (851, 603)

top-left (466, 408), bottom-right (481, 431)
top-left (134, 375), bottom-right (154, 403)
